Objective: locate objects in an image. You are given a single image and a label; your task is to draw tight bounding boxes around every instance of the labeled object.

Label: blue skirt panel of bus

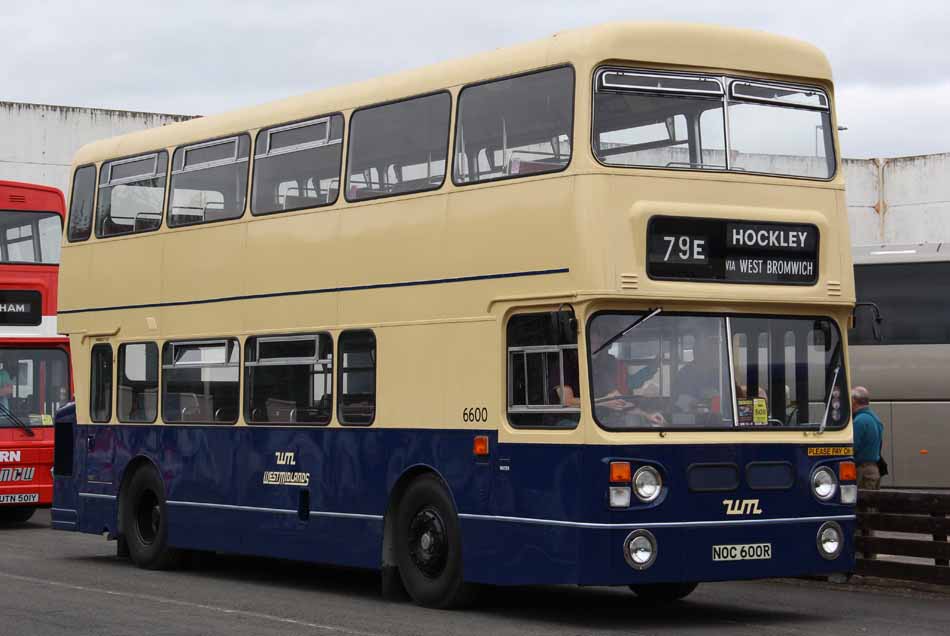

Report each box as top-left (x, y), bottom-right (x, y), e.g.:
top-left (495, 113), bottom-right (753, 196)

top-left (53, 422), bottom-right (855, 585)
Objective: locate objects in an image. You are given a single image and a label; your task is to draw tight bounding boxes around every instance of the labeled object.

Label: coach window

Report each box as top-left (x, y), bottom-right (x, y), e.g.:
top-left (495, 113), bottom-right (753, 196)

top-left (90, 344), bottom-right (113, 423)
top-left (252, 114), bottom-right (344, 214)
top-left (67, 165), bottom-right (96, 242)
top-left (162, 339), bottom-right (239, 424)
top-left (245, 334), bottom-right (333, 425)
top-left (168, 135), bottom-right (250, 227)
top-left (345, 92), bottom-right (451, 201)
top-left (96, 151), bottom-right (169, 237)
top-left (117, 342), bottom-right (158, 423)
top-left (507, 311), bottom-right (580, 429)
top-left (454, 66), bottom-right (574, 185)
top-left (338, 330), bottom-right (375, 425)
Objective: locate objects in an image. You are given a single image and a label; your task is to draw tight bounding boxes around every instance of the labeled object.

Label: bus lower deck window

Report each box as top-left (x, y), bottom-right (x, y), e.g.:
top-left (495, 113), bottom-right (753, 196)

top-left (245, 334), bottom-right (333, 425)
top-left (90, 344), bottom-right (113, 423)
top-left (162, 339), bottom-right (240, 424)
top-left (338, 330), bottom-right (375, 425)
top-left (507, 311), bottom-right (580, 429)
top-left (118, 342), bottom-right (158, 423)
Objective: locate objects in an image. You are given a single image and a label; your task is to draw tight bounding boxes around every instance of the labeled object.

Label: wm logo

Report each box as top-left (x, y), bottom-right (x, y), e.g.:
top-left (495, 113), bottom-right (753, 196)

top-left (722, 499), bottom-right (763, 515)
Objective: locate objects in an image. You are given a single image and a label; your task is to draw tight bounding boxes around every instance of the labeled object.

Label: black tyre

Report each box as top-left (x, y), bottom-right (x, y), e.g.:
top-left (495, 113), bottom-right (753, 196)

top-left (394, 474), bottom-right (475, 609)
top-left (629, 581), bottom-right (698, 602)
top-left (120, 465), bottom-right (180, 569)
top-left (0, 506), bottom-right (36, 524)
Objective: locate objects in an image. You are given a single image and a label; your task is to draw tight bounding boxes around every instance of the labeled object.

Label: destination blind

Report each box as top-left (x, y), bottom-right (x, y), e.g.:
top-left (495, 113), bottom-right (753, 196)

top-left (0, 290), bottom-right (42, 325)
top-left (647, 216), bottom-right (819, 284)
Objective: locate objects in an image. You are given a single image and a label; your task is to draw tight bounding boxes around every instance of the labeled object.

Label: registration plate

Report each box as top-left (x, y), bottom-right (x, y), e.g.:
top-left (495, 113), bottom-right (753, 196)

top-left (712, 543), bottom-right (772, 561)
top-left (0, 493), bottom-right (39, 504)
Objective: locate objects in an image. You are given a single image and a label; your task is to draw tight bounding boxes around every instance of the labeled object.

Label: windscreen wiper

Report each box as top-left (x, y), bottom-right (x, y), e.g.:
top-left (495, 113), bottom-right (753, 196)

top-left (592, 307), bottom-right (662, 356)
top-left (0, 401), bottom-right (33, 436)
top-left (818, 340), bottom-right (844, 434)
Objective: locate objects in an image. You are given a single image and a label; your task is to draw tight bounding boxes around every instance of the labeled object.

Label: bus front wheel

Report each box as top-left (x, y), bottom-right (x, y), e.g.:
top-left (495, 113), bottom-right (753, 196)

top-left (394, 474), bottom-right (475, 609)
top-left (629, 582), bottom-right (698, 602)
top-left (0, 506), bottom-right (35, 524)
top-left (120, 465), bottom-right (180, 570)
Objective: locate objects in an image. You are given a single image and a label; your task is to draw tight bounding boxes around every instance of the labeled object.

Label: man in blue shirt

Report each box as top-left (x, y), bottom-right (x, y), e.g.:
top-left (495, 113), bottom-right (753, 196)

top-left (851, 386), bottom-right (884, 490)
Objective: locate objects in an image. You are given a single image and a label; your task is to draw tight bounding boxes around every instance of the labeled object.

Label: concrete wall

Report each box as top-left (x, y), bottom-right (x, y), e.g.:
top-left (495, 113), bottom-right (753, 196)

top-left (845, 153), bottom-right (950, 246)
top-left (0, 102), bottom-right (193, 195)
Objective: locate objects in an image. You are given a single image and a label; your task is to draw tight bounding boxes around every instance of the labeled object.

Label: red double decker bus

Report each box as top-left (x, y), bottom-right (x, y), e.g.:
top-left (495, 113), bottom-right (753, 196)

top-left (0, 180), bottom-right (71, 523)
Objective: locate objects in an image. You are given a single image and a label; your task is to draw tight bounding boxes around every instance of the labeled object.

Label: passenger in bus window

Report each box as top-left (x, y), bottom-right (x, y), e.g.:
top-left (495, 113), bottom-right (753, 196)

top-left (674, 333), bottom-right (722, 413)
top-left (588, 327), bottom-right (666, 428)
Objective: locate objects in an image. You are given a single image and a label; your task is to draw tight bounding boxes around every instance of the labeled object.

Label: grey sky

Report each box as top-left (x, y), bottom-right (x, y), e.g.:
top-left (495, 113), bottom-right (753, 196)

top-left (5, 0), bottom-right (949, 158)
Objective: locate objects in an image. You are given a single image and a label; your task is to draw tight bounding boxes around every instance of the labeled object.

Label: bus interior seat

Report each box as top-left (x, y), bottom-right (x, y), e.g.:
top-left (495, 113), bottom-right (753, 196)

top-left (283, 194), bottom-right (317, 210)
top-left (133, 214), bottom-right (161, 232)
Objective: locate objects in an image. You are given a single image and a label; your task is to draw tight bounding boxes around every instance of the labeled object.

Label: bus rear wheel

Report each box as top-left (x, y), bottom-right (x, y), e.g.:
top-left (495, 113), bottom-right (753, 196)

top-left (0, 506), bottom-right (35, 524)
top-left (120, 465), bottom-right (180, 570)
top-left (394, 474), bottom-right (475, 609)
top-left (629, 582), bottom-right (698, 602)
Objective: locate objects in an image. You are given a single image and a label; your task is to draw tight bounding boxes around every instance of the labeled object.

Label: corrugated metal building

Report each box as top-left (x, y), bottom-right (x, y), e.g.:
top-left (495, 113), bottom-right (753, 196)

top-left (0, 101), bottom-right (193, 194)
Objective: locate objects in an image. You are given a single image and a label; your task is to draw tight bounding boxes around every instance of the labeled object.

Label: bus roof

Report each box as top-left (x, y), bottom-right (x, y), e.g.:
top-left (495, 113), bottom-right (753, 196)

top-left (70, 21), bottom-right (832, 167)
top-left (0, 180), bottom-right (65, 216)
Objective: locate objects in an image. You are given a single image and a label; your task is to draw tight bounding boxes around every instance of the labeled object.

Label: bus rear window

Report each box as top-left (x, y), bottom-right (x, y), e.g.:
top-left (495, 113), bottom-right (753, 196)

top-left (454, 66), bottom-right (574, 185)
top-left (0, 211), bottom-right (62, 264)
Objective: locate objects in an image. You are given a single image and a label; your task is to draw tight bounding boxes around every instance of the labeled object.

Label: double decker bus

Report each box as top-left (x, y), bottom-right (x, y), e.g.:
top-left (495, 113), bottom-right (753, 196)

top-left (53, 22), bottom-right (856, 607)
top-left (0, 180), bottom-right (71, 523)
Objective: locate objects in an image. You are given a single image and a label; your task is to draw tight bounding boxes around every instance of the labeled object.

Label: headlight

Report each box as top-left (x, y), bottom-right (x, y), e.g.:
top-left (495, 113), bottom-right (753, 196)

top-left (623, 529), bottom-right (657, 569)
top-left (817, 521), bottom-right (843, 560)
top-left (609, 486), bottom-right (632, 508)
top-left (633, 466), bottom-right (662, 503)
top-left (840, 484), bottom-right (857, 505)
top-left (812, 466), bottom-right (837, 501)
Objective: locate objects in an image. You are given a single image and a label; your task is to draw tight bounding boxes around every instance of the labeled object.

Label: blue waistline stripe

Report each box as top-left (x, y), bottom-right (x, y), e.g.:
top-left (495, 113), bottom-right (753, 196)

top-left (59, 267), bottom-right (570, 315)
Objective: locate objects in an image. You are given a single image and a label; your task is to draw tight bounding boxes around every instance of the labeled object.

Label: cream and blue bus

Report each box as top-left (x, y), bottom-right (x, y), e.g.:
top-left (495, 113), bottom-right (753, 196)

top-left (52, 22), bottom-right (857, 608)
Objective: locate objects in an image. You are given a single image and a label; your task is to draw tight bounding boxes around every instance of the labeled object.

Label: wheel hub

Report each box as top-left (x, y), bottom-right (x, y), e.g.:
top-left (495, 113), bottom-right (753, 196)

top-left (408, 506), bottom-right (448, 578)
top-left (135, 489), bottom-right (160, 545)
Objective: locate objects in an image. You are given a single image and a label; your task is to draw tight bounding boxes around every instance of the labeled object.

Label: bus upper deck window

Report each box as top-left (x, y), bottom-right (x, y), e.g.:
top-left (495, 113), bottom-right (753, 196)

top-left (345, 93), bottom-right (450, 202)
top-left (96, 152), bottom-right (168, 238)
top-left (68, 165), bottom-right (96, 242)
top-left (252, 115), bottom-right (344, 215)
top-left (593, 69), bottom-right (834, 179)
top-left (454, 66), bottom-right (574, 185)
top-left (169, 135), bottom-right (251, 227)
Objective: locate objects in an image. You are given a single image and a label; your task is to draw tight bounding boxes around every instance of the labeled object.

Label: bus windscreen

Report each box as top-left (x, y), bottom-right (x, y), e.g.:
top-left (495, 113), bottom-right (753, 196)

top-left (587, 313), bottom-right (847, 430)
top-left (0, 348), bottom-right (70, 427)
top-left (0, 211), bottom-right (62, 265)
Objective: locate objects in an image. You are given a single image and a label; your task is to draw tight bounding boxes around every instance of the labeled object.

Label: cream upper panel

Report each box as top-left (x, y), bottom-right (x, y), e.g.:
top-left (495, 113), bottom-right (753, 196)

top-left (66, 22), bottom-right (831, 169)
